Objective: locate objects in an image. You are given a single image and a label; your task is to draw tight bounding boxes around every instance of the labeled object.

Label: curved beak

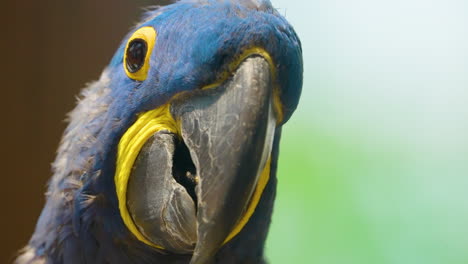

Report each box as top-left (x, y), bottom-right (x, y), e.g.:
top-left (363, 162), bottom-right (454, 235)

top-left (126, 56), bottom-right (277, 263)
top-left (171, 56), bottom-right (277, 263)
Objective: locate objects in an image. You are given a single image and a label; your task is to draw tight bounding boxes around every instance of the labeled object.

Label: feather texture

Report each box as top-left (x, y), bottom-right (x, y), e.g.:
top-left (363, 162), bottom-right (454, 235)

top-left (17, 1), bottom-right (302, 263)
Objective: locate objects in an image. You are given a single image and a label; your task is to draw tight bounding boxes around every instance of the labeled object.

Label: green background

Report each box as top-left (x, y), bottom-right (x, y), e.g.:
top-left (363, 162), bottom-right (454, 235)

top-left (266, 0), bottom-right (468, 263)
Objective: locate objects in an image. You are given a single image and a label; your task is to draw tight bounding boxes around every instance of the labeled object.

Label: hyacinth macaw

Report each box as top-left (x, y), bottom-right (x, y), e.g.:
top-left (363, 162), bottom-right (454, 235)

top-left (16, 0), bottom-right (302, 263)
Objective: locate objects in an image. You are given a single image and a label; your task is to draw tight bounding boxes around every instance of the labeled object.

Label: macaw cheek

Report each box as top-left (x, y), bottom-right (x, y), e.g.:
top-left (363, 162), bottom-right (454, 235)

top-left (127, 131), bottom-right (197, 254)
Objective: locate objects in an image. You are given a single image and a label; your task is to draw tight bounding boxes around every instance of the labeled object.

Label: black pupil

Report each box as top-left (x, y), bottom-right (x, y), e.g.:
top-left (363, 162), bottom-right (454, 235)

top-left (126, 39), bottom-right (148, 73)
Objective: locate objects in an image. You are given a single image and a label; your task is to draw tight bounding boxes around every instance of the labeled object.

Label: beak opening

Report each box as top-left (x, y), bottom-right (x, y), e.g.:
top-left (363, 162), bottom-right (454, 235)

top-left (172, 136), bottom-right (199, 207)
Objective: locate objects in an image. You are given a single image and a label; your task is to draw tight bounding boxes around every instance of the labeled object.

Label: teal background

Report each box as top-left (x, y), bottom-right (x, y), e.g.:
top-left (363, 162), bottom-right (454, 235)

top-left (266, 0), bottom-right (468, 263)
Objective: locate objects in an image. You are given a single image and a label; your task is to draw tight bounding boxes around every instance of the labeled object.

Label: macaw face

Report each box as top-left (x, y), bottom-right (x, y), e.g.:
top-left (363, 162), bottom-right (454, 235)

top-left (93, 1), bottom-right (302, 263)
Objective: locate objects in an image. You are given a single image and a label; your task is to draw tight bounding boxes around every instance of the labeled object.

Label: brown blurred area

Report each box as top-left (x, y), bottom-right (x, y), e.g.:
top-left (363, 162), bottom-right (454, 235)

top-left (0, 0), bottom-right (175, 262)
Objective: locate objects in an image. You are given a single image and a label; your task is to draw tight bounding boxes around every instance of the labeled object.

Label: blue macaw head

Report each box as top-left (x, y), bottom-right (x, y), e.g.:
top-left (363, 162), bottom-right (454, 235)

top-left (21, 1), bottom-right (302, 263)
top-left (106, 0), bottom-right (301, 122)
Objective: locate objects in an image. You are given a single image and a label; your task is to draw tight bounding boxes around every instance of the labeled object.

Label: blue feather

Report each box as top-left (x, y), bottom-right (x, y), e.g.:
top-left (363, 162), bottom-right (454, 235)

top-left (17, 1), bottom-right (302, 263)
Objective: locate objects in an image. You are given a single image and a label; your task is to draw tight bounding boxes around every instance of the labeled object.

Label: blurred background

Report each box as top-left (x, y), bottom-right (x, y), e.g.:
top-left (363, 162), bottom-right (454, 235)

top-left (2, 0), bottom-right (467, 263)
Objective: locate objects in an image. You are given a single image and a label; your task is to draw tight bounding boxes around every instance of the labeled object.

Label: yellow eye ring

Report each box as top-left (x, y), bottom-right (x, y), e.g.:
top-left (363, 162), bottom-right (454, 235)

top-left (124, 26), bottom-right (157, 81)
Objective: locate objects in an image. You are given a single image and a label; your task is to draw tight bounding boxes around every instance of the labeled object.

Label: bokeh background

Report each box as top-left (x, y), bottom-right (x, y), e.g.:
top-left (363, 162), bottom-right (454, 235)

top-left (2, 0), bottom-right (467, 263)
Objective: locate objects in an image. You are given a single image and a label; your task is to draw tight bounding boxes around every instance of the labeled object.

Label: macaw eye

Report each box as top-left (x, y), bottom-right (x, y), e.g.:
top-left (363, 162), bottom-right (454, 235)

top-left (124, 26), bottom-right (157, 81)
top-left (126, 39), bottom-right (148, 73)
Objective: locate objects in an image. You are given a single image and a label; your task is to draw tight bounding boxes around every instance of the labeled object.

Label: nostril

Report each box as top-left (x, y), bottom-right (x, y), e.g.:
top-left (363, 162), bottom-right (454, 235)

top-left (172, 139), bottom-right (198, 207)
